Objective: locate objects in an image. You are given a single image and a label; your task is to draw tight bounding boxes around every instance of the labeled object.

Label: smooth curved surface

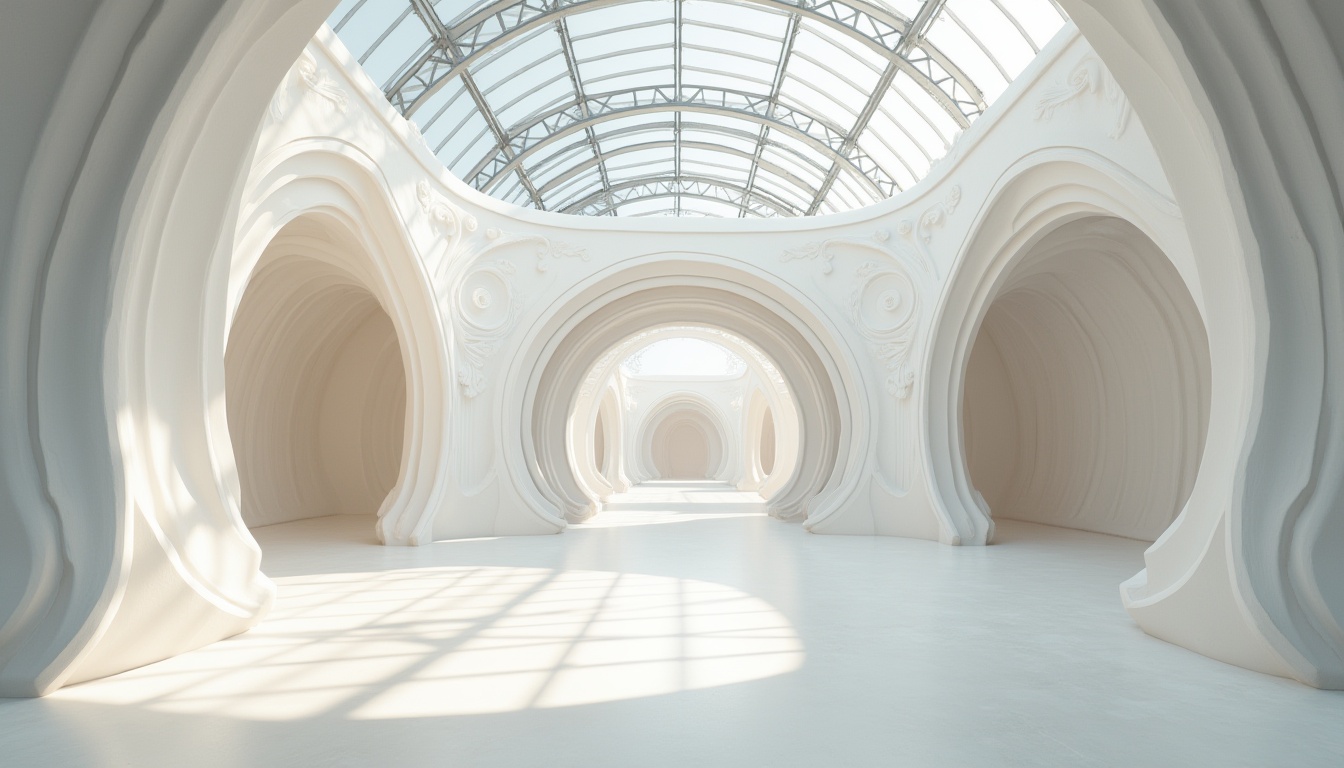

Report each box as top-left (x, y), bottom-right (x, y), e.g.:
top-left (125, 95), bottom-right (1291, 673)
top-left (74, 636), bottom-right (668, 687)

top-left (226, 241), bottom-right (407, 527)
top-left (962, 216), bottom-right (1210, 541)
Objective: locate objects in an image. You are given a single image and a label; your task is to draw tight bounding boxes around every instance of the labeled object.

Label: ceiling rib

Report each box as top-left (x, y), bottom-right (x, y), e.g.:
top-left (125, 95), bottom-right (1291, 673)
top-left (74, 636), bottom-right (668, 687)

top-left (407, 0), bottom-right (547, 209)
top-left (388, 0), bottom-right (983, 129)
top-left (470, 85), bottom-right (892, 198)
top-left (807, 0), bottom-right (946, 214)
top-left (332, 0), bottom-right (1068, 217)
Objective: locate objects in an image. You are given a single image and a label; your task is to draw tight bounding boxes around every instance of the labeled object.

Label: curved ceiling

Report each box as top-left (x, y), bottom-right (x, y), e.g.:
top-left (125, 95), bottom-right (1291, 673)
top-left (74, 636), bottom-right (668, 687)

top-left (330, 0), bottom-right (1068, 217)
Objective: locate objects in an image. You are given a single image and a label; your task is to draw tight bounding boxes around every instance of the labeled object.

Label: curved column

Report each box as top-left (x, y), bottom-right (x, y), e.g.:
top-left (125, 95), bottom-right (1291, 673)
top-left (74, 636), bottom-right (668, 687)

top-left (0, 0), bottom-right (338, 697)
top-left (1058, 0), bottom-right (1344, 688)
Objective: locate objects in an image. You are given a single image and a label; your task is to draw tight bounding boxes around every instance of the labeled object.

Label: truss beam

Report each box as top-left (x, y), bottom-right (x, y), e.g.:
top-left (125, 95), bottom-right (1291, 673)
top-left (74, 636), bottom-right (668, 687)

top-left (561, 174), bottom-right (799, 217)
top-left (470, 85), bottom-right (892, 199)
top-left (390, 0), bottom-right (983, 128)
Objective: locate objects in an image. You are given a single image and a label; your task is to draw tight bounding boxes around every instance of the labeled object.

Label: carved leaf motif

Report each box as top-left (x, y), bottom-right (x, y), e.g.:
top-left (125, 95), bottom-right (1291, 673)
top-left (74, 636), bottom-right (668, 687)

top-left (535, 239), bottom-right (589, 271)
top-left (271, 49), bottom-right (349, 121)
top-left (1035, 57), bottom-right (1132, 139)
top-left (780, 241), bottom-right (833, 274)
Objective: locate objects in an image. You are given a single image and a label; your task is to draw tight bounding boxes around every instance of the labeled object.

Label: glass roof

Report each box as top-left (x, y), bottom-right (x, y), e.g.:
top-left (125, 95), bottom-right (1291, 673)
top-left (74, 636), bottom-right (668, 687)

top-left (329, 0), bottom-right (1068, 217)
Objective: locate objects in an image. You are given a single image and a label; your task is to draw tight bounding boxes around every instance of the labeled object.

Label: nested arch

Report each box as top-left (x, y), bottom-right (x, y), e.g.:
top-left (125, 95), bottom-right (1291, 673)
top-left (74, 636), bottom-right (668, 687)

top-left (225, 218), bottom-right (408, 529)
top-left (638, 394), bottom-right (732, 481)
top-left (506, 256), bottom-right (868, 527)
top-left (227, 142), bottom-right (455, 546)
top-left (926, 156), bottom-right (1211, 548)
top-left (568, 323), bottom-right (800, 513)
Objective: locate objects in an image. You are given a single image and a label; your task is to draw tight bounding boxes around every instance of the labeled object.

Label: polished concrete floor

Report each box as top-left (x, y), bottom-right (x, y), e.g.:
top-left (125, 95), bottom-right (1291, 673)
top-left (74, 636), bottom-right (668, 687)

top-left (3, 488), bottom-right (1342, 766)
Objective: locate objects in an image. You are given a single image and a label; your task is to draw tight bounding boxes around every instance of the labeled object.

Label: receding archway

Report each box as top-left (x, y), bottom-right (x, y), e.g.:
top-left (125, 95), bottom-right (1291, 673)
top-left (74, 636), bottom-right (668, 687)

top-left (514, 260), bottom-right (865, 526)
top-left (961, 216), bottom-right (1210, 541)
top-left (226, 219), bottom-right (409, 528)
top-left (651, 412), bottom-right (718, 480)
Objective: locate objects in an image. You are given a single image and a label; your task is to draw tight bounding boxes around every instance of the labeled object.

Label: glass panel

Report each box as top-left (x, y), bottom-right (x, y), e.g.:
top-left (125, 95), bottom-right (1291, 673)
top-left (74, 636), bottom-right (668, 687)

top-left (329, 0), bottom-right (1070, 217)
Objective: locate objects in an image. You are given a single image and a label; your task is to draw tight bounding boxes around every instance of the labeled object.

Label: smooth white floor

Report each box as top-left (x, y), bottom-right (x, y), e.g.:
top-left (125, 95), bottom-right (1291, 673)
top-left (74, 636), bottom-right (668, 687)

top-left (3, 492), bottom-right (1343, 767)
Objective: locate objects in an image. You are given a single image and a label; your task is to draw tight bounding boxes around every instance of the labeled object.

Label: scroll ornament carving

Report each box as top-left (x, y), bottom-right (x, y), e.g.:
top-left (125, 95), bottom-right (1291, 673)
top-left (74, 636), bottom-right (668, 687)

top-left (417, 180), bottom-right (478, 237)
top-left (1035, 56), bottom-right (1132, 139)
top-left (897, 185), bottom-right (958, 277)
top-left (453, 262), bottom-right (521, 398)
top-left (849, 261), bottom-right (919, 399)
top-left (269, 49), bottom-right (348, 121)
top-left (783, 223), bottom-right (936, 281)
top-left (780, 233), bottom-right (926, 398)
top-left (449, 230), bottom-right (589, 396)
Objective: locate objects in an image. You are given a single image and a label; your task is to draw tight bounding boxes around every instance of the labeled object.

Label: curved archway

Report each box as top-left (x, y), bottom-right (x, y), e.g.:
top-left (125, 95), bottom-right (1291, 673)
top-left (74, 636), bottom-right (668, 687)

top-left (569, 324), bottom-right (801, 513)
top-left (635, 393), bottom-right (733, 483)
top-left (646, 407), bottom-right (727, 481)
top-left (960, 215), bottom-right (1210, 540)
top-left (226, 218), bottom-right (408, 528)
top-left (926, 156), bottom-right (1206, 547)
top-left (227, 144), bottom-right (455, 546)
top-left (760, 406), bottom-right (777, 477)
top-left (507, 258), bottom-right (866, 527)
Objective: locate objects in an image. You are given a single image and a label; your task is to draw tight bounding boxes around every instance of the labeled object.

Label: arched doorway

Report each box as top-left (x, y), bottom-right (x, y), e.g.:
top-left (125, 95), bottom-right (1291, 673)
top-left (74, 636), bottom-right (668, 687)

top-left (226, 217), bottom-right (410, 528)
top-left (512, 261), bottom-right (864, 526)
top-left (960, 216), bottom-right (1209, 541)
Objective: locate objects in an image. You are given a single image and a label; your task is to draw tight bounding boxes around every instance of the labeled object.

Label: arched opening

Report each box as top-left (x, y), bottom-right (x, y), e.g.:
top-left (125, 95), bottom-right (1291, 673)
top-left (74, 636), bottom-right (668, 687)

top-left (651, 412), bottom-right (718, 480)
top-left (517, 262), bottom-right (864, 528)
top-left (225, 219), bottom-right (409, 528)
top-left (569, 327), bottom-right (799, 518)
top-left (593, 411), bottom-right (607, 480)
top-left (961, 216), bottom-right (1210, 541)
top-left (759, 407), bottom-right (776, 477)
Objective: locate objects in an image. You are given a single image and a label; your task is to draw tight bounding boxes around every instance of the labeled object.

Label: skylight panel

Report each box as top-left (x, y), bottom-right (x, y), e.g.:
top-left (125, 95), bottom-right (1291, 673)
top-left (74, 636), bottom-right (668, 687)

top-left (947, 0), bottom-right (1038, 76)
top-left (550, 169), bottom-right (608, 207)
top-left (759, 146), bottom-right (829, 188)
top-left (331, 0), bottom-right (409, 61)
top-left (752, 173), bottom-right (813, 209)
top-left (531, 147), bottom-right (598, 190)
top-left (680, 128), bottom-right (758, 155)
top-left (331, 0), bottom-right (1069, 217)
top-left (619, 197), bottom-right (677, 217)
top-left (890, 73), bottom-right (958, 151)
top-left (597, 125), bottom-right (676, 153)
top-left (680, 197), bottom-right (741, 218)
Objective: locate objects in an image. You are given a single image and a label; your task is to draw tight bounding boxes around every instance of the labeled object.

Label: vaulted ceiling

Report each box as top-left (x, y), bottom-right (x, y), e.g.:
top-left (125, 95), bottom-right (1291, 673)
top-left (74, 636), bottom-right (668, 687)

top-left (330, 0), bottom-right (1067, 217)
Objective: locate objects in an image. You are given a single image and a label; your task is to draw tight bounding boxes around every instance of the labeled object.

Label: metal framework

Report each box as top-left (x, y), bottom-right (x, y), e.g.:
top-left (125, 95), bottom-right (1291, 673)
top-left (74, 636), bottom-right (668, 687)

top-left (330, 0), bottom-right (1067, 217)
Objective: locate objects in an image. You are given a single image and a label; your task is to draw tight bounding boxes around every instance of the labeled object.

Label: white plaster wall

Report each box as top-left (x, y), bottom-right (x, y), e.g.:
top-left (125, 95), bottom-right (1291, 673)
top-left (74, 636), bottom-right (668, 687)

top-left (962, 217), bottom-right (1210, 541)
